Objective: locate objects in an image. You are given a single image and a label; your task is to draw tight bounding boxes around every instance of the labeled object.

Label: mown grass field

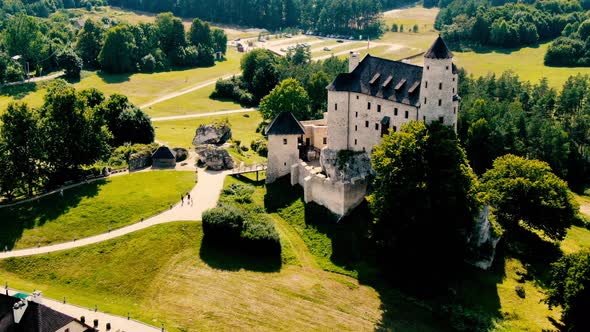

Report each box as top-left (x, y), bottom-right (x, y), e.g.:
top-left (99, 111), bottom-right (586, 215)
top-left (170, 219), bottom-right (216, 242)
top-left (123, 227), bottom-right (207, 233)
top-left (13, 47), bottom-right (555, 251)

top-left (154, 111), bottom-right (263, 148)
top-left (145, 84), bottom-right (242, 118)
top-left (0, 50), bottom-right (242, 112)
top-left (0, 171), bottom-right (194, 250)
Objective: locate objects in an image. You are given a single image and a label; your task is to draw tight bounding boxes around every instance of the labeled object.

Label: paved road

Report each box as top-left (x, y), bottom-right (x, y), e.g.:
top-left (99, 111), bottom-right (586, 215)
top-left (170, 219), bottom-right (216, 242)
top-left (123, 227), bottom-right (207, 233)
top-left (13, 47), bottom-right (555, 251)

top-left (0, 168), bottom-right (230, 259)
top-left (5, 288), bottom-right (161, 332)
top-left (1, 71), bottom-right (64, 87)
top-left (139, 73), bottom-right (240, 109)
top-left (151, 108), bottom-right (257, 122)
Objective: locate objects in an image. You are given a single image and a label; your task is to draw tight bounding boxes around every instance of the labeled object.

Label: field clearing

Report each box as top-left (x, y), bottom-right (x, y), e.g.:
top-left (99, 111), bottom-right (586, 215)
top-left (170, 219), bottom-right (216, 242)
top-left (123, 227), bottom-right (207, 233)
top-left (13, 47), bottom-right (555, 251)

top-left (0, 50), bottom-right (242, 112)
top-left (69, 6), bottom-right (265, 40)
top-left (382, 6), bottom-right (439, 29)
top-left (145, 85), bottom-right (243, 117)
top-left (0, 171), bottom-right (194, 250)
top-left (154, 111), bottom-right (263, 150)
top-left (0, 222), bottom-right (398, 332)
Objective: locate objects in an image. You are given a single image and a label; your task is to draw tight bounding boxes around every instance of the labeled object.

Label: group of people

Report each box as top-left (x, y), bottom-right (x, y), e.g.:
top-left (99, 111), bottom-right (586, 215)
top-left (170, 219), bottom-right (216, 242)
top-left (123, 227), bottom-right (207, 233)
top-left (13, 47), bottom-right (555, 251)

top-left (181, 192), bottom-right (193, 206)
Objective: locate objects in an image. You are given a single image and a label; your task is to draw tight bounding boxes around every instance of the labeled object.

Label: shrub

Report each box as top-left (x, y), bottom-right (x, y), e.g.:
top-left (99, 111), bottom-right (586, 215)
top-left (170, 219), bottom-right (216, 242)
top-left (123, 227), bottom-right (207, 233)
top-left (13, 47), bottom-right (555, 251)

top-left (222, 183), bottom-right (255, 203)
top-left (202, 203), bottom-right (244, 239)
top-left (241, 214), bottom-right (281, 253)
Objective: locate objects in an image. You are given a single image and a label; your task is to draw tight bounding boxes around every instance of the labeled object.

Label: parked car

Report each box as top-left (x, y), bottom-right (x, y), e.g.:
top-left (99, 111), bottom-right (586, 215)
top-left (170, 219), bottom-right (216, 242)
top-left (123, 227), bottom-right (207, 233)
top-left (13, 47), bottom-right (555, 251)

top-left (286, 34), bottom-right (292, 38)
top-left (337, 39), bottom-right (344, 43)
top-left (323, 47), bottom-right (331, 51)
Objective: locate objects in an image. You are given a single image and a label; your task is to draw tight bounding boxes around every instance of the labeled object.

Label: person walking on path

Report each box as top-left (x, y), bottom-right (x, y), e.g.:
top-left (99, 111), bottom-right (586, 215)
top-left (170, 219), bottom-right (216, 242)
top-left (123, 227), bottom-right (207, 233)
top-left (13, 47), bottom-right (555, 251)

top-left (180, 193), bottom-right (184, 206)
top-left (187, 193), bottom-right (191, 207)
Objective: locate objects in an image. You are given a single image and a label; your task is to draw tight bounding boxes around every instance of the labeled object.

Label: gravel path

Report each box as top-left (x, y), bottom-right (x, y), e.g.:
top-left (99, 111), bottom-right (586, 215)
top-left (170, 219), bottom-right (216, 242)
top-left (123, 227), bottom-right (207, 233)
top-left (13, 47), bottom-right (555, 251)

top-left (151, 108), bottom-right (257, 122)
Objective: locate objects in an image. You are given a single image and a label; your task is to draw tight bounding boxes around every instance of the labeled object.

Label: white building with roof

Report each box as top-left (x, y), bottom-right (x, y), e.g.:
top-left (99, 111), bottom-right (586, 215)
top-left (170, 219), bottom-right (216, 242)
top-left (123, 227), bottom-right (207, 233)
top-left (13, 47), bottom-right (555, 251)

top-left (265, 36), bottom-right (460, 216)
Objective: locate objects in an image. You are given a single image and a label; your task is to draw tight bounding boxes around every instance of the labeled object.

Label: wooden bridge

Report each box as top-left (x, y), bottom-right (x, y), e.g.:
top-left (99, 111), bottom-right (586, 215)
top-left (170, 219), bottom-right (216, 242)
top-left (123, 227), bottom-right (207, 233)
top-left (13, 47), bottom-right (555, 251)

top-left (230, 163), bottom-right (267, 181)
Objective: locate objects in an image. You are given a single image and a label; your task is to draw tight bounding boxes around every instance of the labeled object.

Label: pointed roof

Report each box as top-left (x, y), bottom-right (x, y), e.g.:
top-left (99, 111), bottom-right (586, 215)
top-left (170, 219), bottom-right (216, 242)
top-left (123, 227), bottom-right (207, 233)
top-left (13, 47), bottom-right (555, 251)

top-left (152, 146), bottom-right (175, 160)
top-left (424, 36), bottom-right (453, 59)
top-left (265, 112), bottom-right (305, 135)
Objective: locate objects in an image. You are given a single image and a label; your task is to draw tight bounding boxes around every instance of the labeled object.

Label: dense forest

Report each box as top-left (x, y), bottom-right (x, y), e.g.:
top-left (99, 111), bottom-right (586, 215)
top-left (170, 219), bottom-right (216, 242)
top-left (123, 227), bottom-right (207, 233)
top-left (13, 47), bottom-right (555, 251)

top-left (430, 0), bottom-right (590, 66)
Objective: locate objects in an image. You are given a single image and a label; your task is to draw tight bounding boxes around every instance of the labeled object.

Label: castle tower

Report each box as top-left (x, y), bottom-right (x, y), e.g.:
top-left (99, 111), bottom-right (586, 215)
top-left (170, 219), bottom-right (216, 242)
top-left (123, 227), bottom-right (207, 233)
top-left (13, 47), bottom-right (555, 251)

top-left (264, 112), bottom-right (305, 183)
top-left (419, 36), bottom-right (459, 130)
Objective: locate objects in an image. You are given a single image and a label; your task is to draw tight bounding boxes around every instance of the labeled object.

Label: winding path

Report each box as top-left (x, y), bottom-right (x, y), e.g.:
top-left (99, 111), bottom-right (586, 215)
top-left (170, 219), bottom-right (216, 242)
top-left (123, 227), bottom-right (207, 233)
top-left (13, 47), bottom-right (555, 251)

top-left (151, 108), bottom-right (257, 122)
top-left (0, 169), bottom-right (230, 259)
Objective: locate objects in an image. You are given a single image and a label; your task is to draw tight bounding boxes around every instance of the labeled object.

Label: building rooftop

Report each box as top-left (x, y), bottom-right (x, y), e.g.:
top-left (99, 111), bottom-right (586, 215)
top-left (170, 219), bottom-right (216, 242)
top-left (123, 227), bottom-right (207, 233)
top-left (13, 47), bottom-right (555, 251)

top-left (424, 35), bottom-right (453, 59)
top-left (265, 112), bottom-right (305, 135)
top-left (328, 55), bottom-right (423, 107)
top-left (152, 146), bottom-right (175, 160)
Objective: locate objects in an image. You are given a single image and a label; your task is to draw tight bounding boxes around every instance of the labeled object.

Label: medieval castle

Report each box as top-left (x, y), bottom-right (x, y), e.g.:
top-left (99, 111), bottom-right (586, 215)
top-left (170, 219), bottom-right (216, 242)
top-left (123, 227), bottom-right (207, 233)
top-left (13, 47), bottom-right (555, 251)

top-left (265, 36), bottom-right (460, 216)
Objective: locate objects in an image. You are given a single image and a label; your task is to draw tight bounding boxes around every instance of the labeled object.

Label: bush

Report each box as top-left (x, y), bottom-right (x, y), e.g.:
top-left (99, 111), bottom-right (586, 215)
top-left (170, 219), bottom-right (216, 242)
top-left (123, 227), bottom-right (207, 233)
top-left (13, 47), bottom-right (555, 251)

top-left (515, 285), bottom-right (526, 298)
top-left (241, 214), bottom-right (281, 253)
top-left (202, 203), bottom-right (244, 239)
top-left (222, 183), bottom-right (255, 203)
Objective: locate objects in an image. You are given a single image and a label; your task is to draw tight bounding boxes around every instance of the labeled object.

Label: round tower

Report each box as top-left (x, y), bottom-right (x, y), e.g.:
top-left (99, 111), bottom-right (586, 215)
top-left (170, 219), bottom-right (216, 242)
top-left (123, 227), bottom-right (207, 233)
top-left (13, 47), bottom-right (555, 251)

top-left (264, 112), bottom-right (305, 184)
top-left (419, 36), bottom-right (459, 131)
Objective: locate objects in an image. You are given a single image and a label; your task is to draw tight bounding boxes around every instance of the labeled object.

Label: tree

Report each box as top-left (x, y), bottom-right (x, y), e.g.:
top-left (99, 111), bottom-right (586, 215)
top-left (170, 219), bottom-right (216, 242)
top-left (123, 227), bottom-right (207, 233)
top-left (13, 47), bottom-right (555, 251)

top-left (481, 154), bottom-right (578, 240)
top-left (240, 49), bottom-right (280, 101)
top-left (368, 122), bottom-right (480, 284)
top-left (0, 102), bottom-right (42, 196)
top-left (75, 19), bottom-right (104, 68)
top-left (259, 79), bottom-right (311, 120)
top-left (98, 25), bottom-right (137, 73)
top-left (546, 251), bottom-right (590, 332)
top-left (156, 12), bottom-right (186, 55)
top-left (211, 29), bottom-right (228, 54)
top-left (306, 70), bottom-right (330, 115)
top-left (3, 13), bottom-right (43, 62)
top-left (465, 118), bottom-right (495, 174)
top-left (189, 18), bottom-right (212, 49)
top-left (57, 48), bottom-right (82, 79)
top-left (113, 107), bottom-right (155, 146)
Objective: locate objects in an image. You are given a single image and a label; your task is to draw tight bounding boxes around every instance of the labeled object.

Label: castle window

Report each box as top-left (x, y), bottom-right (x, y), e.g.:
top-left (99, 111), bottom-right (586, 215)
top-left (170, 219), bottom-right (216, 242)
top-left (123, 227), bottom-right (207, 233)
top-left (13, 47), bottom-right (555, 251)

top-left (446, 66), bottom-right (449, 70)
top-left (439, 82), bottom-right (442, 90)
top-left (283, 138), bottom-right (288, 145)
top-left (424, 97), bottom-right (427, 104)
top-left (363, 147), bottom-right (366, 152)
top-left (439, 116), bottom-right (444, 123)
top-left (356, 95), bottom-right (359, 99)
top-left (375, 123), bottom-right (379, 130)
top-left (368, 102), bottom-right (371, 110)
top-left (453, 77), bottom-right (455, 82)
top-left (355, 125), bottom-right (358, 131)
top-left (394, 108), bottom-right (398, 116)
top-left (453, 88), bottom-right (455, 93)
top-left (334, 103), bottom-right (337, 111)
top-left (425, 81), bottom-right (428, 89)
top-left (284, 162), bottom-right (287, 166)
top-left (427, 65), bottom-right (430, 70)
top-left (355, 111), bottom-right (358, 118)
top-left (354, 139), bottom-right (357, 145)
top-left (423, 116), bottom-right (426, 121)
top-left (323, 137), bottom-right (327, 144)
top-left (405, 111), bottom-right (409, 119)
top-left (454, 107), bottom-right (456, 114)
top-left (393, 126), bottom-right (397, 132)
top-left (365, 120), bottom-right (369, 128)
top-left (377, 105), bottom-right (381, 112)
top-left (438, 99), bottom-right (442, 106)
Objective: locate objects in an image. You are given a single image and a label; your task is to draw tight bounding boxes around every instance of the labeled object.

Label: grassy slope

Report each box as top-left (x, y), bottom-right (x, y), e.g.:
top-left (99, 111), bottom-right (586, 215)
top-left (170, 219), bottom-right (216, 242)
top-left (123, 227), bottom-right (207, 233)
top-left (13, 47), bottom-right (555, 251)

top-left (0, 50), bottom-right (241, 111)
top-left (145, 84), bottom-right (242, 118)
top-left (0, 171), bottom-right (194, 250)
top-left (154, 111), bottom-right (263, 148)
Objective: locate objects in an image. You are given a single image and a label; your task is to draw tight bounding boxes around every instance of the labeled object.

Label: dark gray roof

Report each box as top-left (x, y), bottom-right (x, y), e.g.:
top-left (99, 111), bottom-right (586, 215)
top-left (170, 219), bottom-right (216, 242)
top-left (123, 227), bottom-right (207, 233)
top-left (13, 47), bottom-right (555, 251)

top-left (0, 294), bottom-right (92, 332)
top-left (265, 112), bottom-right (305, 135)
top-left (328, 55), bottom-right (423, 107)
top-left (152, 146), bottom-right (175, 160)
top-left (424, 36), bottom-right (453, 59)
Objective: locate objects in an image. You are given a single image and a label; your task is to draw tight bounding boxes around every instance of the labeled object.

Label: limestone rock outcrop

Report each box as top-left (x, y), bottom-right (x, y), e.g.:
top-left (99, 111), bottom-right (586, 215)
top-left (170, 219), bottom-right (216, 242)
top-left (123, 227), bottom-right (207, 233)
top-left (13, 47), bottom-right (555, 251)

top-left (172, 147), bottom-right (189, 162)
top-left (192, 122), bottom-right (232, 146)
top-left (320, 148), bottom-right (373, 181)
top-left (128, 151), bottom-right (151, 170)
top-left (195, 145), bottom-right (234, 170)
top-left (465, 206), bottom-right (501, 270)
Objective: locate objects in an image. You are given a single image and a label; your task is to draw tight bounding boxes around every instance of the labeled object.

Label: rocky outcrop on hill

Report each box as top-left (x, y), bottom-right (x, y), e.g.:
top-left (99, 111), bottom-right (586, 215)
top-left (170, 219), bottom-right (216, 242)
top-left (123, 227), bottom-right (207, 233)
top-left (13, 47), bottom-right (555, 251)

top-left (465, 206), bottom-right (502, 270)
top-left (172, 147), bottom-right (189, 162)
top-left (195, 145), bottom-right (234, 170)
top-left (128, 151), bottom-right (152, 170)
top-left (320, 148), bottom-right (373, 181)
top-left (193, 122), bottom-right (232, 145)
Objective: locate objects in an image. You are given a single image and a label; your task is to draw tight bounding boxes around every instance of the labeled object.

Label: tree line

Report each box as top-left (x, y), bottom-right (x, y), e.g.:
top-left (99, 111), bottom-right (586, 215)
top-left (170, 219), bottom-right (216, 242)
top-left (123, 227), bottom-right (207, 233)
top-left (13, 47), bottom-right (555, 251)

top-left (211, 47), bottom-right (347, 120)
top-left (431, 0), bottom-right (590, 64)
top-left (0, 80), bottom-right (154, 200)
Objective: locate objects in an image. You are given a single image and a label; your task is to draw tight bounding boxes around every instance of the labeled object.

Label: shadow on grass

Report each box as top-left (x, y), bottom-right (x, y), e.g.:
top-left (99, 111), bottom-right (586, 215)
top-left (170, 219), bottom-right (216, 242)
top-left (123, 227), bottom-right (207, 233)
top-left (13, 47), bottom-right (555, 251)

top-left (0, 180), bottom-right (105, 250)
top-left (0, 82), bottom-right (38, 100)
top-left (199, 235), bottom-right (281, 272)
top-left (97, 71), bottom-right (132, 84)
top-left (264, 176), bottom-right (504, 331)
top-left (450, 42), bottom-right (542, 55)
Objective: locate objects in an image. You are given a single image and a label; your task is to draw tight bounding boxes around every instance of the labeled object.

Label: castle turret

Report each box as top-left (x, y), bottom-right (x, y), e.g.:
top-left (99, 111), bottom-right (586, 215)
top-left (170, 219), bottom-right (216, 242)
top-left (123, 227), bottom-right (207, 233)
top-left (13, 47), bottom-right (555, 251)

top-left (264, 112), bottom-right (305, 183)
top-left (419, 36), bottom-right (459, 130)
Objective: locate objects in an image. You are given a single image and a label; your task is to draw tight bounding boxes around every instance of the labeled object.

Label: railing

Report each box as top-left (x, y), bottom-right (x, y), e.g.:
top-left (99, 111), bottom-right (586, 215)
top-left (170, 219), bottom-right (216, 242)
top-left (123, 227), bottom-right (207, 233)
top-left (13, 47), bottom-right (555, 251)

top-left (230, 164), bottom-right (267, 175)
